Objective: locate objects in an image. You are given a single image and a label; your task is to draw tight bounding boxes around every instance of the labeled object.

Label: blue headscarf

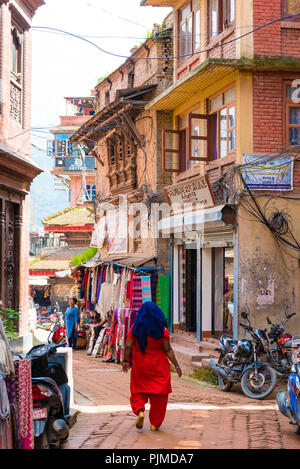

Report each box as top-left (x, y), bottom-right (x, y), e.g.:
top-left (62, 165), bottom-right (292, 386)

top-left (131, 301), bottom-right (168, 354)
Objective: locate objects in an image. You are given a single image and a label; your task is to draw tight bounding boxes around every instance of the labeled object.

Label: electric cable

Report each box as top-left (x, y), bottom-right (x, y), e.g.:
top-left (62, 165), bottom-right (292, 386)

top-left (32, 12), bottom-right (300, 61)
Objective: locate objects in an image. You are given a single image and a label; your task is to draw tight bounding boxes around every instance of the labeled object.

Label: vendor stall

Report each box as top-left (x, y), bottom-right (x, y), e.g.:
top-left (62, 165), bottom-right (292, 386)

top-left (72, 255), bottom-right (170, 361)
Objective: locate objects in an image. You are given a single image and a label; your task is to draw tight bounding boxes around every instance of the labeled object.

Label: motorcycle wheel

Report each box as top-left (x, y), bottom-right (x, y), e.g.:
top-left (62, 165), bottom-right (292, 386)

top-left (35, 430), bottom-right (50, 449)
top-left (241, 364), bottom-right (277, 400)
top-left (293, 424), bottom-right (300, 435)
top-left (217, 356), bottom-right (233, 392)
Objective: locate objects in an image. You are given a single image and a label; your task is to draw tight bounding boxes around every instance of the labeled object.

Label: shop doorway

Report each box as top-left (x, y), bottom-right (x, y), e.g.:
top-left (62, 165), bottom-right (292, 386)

top-left (178, 246), bottom-right (197, 333)
top-left (212, 247), bottom-right (234, 337)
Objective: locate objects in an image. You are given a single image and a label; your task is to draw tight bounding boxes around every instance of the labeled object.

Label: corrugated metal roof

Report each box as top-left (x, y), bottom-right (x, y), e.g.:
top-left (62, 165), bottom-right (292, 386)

top-left (146, 60), bottom-right (236, 111)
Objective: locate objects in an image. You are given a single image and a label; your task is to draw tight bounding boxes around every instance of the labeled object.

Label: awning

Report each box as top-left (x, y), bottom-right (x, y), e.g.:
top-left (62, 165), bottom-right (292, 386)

top-left (55, 270), bottom-right (72, 278)
top-left (80, 253), bottom-right (160, 270)
top-left (29, 276), bottom-right (49, 286)
top-left (159, 204), bottom-right (236, 235)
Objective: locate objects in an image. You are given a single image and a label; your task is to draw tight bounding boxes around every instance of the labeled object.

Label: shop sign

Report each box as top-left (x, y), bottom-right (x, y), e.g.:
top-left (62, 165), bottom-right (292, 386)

top-left (164, 175), bottom-right (215, 208)
top-left (65, 157), bottom-right (95, 171)
top-left (242, 155), bottom-right (294, 191)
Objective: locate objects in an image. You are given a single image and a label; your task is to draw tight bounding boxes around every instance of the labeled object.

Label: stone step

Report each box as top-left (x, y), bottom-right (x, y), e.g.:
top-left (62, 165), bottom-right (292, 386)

top-left (171, 344), bottom-right (204, 362)
top-left (203, 337), bottom-right (220, 345)
top-left (171, 334), bottom-right (201, 352)
top-left (192, 357), bottom-right (218, 370)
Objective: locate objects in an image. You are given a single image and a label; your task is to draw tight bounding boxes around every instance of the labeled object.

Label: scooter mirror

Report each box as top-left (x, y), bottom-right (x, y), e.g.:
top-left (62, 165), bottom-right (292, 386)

top-left (241, 312), bottom-right (248, 320)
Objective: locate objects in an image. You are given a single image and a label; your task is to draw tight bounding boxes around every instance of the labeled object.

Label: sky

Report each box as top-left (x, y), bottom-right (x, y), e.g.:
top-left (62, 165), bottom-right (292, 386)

top-left (30, 0), bottom-right (171, 229)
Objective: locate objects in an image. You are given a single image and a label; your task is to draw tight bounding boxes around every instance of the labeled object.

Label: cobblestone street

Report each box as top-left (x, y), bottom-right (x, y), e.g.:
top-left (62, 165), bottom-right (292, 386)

top-left (62, 350), bottom-right (300, 450)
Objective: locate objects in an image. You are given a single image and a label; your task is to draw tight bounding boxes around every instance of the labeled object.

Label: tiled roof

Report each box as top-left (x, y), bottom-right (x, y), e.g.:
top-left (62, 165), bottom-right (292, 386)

top-left (43, 206), bottom-right (95, 227)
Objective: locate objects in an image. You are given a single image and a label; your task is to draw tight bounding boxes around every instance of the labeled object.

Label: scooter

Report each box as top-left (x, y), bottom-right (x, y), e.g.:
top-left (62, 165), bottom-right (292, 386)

top-left (48, 315), bottom-right (65, 345)
top-left (25, 341), bottom-right (71, 449)
top-left (277, 336), bottom-right (300, 435)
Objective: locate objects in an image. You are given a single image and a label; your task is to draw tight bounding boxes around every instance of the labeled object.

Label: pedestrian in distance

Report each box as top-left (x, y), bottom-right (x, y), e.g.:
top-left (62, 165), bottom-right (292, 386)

top-left (122, 301), bottom-right (182, 432)
top-left (64, 298), bottom-right (79, 350)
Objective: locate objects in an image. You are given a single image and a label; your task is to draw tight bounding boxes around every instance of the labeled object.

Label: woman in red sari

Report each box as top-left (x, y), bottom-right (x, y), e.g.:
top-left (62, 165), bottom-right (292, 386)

top-left (122, 301), bottom-right (182, 431)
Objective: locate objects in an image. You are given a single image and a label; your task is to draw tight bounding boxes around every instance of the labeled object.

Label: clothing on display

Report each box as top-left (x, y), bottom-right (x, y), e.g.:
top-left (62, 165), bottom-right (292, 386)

top-left (77, 262), bottom-right (170, 362)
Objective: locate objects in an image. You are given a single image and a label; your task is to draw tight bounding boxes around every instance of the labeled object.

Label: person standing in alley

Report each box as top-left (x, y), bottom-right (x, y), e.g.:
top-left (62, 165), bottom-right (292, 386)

top-left (122, 301), bottom-right (182, 431)
top-left (64, 298), bottom-right (79, 350)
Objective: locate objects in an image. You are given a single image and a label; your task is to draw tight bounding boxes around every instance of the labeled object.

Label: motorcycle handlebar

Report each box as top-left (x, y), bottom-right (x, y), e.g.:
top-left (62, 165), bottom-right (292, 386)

top-left (287, 313), bottom-right (296, 319)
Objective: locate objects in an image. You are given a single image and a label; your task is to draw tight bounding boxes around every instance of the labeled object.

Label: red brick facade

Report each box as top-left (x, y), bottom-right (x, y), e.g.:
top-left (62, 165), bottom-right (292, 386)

top-left (0, 0), bottom-right (44, 335)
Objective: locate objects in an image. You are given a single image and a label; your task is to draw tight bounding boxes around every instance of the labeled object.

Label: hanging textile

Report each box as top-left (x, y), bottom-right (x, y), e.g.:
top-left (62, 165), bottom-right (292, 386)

top-left (14, 360), bottom-right (34, 450)
top-left (131, 276), bottom-right (143, 314)
top-left (5, 375), bottom-right (20, 449)
top-left (150, 272), bottom-right (158, 304)
top-left (0, 374), bottom-right (12, 449)
top-left (141, 276), bottom-right (152, 303)
top-left (0, 317), bottom-right (15, 378)
top-left (156, 275), bottom-right (170, 324)
top-left (91, 328), bottom-right (106, 357)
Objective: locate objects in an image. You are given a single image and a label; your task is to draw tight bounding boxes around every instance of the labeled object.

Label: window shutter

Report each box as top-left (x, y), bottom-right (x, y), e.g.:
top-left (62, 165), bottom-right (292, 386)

top-left (188, 113), bottom-right (212, 162)
top-left (162, 129), bottom-right (182, 173)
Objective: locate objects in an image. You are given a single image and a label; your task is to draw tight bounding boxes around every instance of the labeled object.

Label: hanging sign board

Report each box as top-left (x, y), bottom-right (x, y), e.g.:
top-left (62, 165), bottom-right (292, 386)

top-left (164, 175), bottom-right (215, 208)
top-left (242, 154), bottom-right (294, 191)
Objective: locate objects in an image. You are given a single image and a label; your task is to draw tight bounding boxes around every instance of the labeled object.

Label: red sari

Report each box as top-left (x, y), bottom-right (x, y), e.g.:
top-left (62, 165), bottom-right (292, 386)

top-left (128, 325), bottom-right (171, 428)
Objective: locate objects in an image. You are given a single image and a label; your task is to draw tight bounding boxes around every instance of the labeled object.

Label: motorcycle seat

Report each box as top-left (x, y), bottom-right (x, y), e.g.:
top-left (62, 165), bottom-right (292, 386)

top-left (220, 335), bottom-right (238, 353)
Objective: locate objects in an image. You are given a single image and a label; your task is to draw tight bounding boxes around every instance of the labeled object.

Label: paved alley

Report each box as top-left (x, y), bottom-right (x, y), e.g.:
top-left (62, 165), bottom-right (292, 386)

top-left (62, 350), bottom-right (300, 450)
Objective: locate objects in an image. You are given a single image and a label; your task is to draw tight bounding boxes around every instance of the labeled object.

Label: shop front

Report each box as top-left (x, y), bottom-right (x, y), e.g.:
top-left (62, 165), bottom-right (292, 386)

top-left (161, 204), bottom-right (237, 341)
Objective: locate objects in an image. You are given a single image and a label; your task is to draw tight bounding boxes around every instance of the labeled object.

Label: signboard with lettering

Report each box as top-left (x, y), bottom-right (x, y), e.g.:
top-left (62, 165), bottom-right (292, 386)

top-left (164, 175), bottom-right (215, 208)
top-left (242, 155), bottom-right (294, 191)
top-left (65, 157), bottom-right (95, 171)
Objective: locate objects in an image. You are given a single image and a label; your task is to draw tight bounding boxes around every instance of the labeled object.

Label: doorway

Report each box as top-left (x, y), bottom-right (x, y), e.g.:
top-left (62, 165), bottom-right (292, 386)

top-left (178, 245), bottom-right (197, 333)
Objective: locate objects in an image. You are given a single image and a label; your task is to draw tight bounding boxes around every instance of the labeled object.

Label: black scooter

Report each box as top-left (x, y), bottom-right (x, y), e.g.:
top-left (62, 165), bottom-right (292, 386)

top-left (25, 341), bottom-right (71, 449)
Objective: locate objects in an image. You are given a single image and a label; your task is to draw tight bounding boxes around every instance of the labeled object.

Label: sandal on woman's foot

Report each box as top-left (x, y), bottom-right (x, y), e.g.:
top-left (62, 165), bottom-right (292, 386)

top-left (136, 411), bottom-right (144, 429)
top-left (150, 425), bottom-right (159, 431)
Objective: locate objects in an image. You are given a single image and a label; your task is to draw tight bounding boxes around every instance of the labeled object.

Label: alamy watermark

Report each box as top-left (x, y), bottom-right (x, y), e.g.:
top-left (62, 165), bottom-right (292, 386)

top-left (91, 195), bottom-right (206, 249)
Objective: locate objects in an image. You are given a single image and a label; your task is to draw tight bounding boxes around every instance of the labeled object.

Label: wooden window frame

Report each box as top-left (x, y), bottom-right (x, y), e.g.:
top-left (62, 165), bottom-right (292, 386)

top-left (282, 0), bottom-right (300, 21)
top-left (162, 129), bottom-right (182, 173)
top-left (179, 2), bottom-right (201, 63)
top-left (108, 138), bottom-right (116, 166)
top-left (188, 113), bottom-right (212, 162)
top-left (209, 87), bottom-right (236, 160)
top-left (284, 81), bottom-right (300, 146)
top-left (210, 0), bottom-right (235, 39)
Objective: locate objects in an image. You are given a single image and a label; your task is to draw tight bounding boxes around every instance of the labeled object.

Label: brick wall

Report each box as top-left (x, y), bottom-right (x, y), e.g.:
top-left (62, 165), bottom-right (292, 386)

top-left (253, 0), bottom-right (300, 59)
top-left (0, 1), bottom-right (43, 334)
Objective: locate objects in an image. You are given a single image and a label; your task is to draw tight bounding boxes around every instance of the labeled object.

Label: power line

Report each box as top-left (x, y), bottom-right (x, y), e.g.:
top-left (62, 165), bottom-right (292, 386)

top-left (32, 13), bottom-right (300, 61)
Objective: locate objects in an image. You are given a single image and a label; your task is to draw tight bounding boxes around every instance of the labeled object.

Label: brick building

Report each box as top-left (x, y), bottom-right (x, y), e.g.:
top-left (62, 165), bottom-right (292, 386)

top-left (0, 0), bottom-right (44, 338)
top-left (70, 16), bottom-right (174, 269)
top-left (140, 0), bottom-right (300, 360)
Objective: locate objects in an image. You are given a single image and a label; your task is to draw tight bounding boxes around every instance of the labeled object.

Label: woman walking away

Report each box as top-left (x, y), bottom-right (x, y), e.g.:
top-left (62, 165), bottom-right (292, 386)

top-left (122, 301), bottom-right (182, 431)
top-left (64, 298), bottom-right (79, 350)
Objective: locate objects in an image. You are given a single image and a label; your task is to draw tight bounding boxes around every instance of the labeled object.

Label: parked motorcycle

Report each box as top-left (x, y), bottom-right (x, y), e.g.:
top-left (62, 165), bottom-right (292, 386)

top-left (48, 315), bottom-right (65, 345)
top-left (210, 312), bottom-right (277, 399)
top-left (277, 336), bottom-right (300, 434)
top-left (266, 310), bottom-right (296, 379)
top-left (25, 341), bottom-right (71, 449)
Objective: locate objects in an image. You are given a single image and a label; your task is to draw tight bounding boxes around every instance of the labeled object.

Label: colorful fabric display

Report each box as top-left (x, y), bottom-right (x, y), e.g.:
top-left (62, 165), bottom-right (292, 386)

top-left (14, 360), bottom-right (34, 450)
top-left (141, 276), bottom-right (152, 303)
top-left (156, 275), bottom-right (170, 324)
top-left (131, 276), bottom-right (143, 314)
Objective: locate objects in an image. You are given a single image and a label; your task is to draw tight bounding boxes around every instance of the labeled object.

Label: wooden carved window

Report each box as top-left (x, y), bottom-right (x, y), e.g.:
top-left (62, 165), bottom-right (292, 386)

top-left (108, 139), bottom-right (116, 165)
top-left (283, 0), bottom-right (300, 20)
top-left (10, 26), bottom-right (23, 124)
top-left (179, 1), bottom-right (201, 65)
top-left (285, 83), bottom-right (300, 146)
top-left (210, 0), bottom-right (235, 38)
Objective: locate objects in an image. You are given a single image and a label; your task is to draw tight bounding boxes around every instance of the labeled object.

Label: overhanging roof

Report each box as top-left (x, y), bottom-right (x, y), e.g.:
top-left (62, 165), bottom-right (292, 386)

top-left (0, 142), bottom-right (42, 180)
top-left (70, 84), bottom-right (157, 144)
top-left (146, 58), bottom-right (300, 111)
top-left (141, 0), bottom-right (177, 6)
